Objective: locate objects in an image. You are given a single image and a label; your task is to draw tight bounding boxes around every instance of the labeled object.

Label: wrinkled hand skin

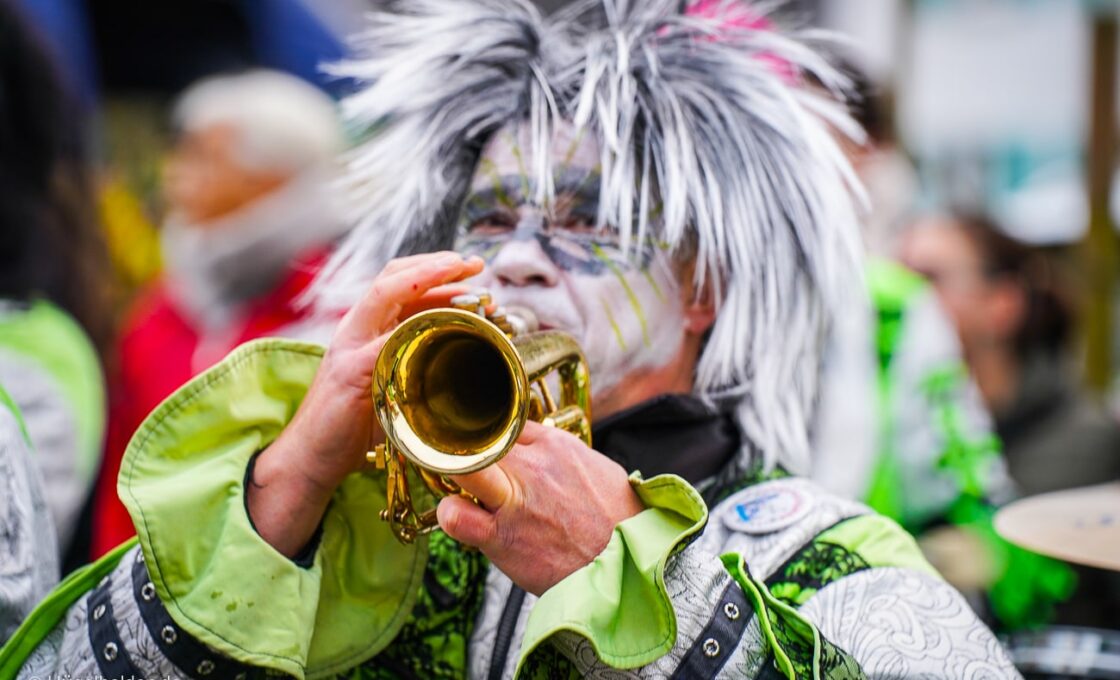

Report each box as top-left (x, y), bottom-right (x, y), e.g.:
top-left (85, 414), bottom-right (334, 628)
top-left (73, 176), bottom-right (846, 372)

top-left (438, 421), bottom-right (645, 596)
top-left (248, 251), bottom-right (485, 557)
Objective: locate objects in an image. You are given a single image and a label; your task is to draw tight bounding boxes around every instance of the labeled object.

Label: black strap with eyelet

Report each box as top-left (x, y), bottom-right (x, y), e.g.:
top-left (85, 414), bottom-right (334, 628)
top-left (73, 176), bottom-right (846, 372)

top-left (130, 549), bottom-right (263, 679)
top-left (88, 572), bottom-right (143, 680)
top-left (670, 580), bottom-right (751, 679)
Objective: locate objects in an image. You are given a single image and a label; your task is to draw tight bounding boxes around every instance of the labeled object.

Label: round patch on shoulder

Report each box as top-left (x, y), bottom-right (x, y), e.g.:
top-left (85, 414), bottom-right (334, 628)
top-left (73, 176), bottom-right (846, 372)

top-left (722, 483), bottom-right (815, 535)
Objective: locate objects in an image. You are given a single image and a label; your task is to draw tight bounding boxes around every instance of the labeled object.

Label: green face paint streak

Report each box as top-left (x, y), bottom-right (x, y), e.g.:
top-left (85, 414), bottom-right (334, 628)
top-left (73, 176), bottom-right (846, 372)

top-left (560, 126), bottom-right (589, 174)
top-left (641, 266), bottom-right (666, 303)
top-left (600, 296), bottom-right (627, 351)
top-left (505, 130), bottom-right (532, 200)
top-left (591, 243), bottom-right (651, 347)
top-left (560, 162), bottom-right (603, 223)
top-left (480, 158), bottom-right (516, 209)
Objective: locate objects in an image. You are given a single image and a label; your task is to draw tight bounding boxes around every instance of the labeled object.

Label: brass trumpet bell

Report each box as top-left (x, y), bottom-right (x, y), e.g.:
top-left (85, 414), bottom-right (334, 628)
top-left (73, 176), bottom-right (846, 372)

top-left (370, 294), bottom-right (590, 544)
top-left (376, 308), bottom-right (529, 475)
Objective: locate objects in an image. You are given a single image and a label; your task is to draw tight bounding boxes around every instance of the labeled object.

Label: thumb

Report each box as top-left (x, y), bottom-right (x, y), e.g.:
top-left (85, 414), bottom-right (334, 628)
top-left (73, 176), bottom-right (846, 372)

top-left (437, 495), bottom-right (498, 549)
top-left (449, 463), bottom-right (514, 512)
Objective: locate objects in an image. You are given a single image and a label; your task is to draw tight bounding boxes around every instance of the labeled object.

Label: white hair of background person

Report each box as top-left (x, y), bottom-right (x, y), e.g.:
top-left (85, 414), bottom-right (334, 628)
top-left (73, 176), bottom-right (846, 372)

top-left (173, 69), bottom-right (343, 173)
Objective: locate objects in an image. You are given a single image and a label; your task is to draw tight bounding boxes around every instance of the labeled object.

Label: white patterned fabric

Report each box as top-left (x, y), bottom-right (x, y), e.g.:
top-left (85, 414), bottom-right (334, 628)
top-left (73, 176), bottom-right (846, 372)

top-left (543, 549), bottom-right (769, 679)
top-left (0, 402), bottom-right (58, 645)
top-left (799, 567), bottom-right (1019, 678)
top-left (17, 547), bottom-right (209, 680)
top-left (464, 477), bottom-right (1021, 678)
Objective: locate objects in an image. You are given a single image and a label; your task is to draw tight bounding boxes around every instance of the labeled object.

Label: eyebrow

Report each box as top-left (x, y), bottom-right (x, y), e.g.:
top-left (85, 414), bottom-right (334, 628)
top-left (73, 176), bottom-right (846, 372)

top-left (465, 169), bottom-right (602, 214)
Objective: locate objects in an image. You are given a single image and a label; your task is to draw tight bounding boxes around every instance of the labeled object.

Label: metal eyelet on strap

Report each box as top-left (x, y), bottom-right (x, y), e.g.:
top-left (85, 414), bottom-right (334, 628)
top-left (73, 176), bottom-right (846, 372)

top-left (140, 582), bottom-right (156, 601)
top-left (103, 642), bottom-right (119, 661)
top-left (161, 625), bottom-right (177, 644)
top-left (92, 603), bottom-right (106, 621)
top-left (702, 638), bottom-right (721, 658)
top-left (197, 659), bottom-right (215, 675)
top-left (723, 602), bottom-right (740, 621)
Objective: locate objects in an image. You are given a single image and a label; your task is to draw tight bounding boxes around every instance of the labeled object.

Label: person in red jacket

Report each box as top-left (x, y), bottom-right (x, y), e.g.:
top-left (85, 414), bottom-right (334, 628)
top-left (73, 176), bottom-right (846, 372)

top-left (91, 70), bottom-right (346, 556)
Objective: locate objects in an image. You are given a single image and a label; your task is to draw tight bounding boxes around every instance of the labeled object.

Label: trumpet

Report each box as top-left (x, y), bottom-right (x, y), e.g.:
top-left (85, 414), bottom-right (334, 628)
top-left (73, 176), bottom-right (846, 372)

top-left (369, 291), bottom-right (591, 544)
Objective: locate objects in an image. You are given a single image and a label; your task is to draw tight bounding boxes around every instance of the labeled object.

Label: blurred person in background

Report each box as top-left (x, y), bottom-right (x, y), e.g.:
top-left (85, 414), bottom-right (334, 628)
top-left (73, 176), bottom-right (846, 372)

top-left (813, 58), bottom-right (1008, 530)
top-left (91, 69), bottom-right (346, 557)
top-left (898, 213), bottom-right (1120, 495)
top-left (0, 0), bottom-right (110, 577)
top-left (810, 61), bottom-right (1080, 632)
top-left (899, 211), bottom-right (1120, 627)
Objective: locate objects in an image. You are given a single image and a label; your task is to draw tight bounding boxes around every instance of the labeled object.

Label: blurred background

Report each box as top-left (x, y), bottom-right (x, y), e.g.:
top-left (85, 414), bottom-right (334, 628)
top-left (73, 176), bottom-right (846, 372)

top-left (2, 0), bottom-right (1119, 674)
top-left (16, 0), bottom-right (1120, 401)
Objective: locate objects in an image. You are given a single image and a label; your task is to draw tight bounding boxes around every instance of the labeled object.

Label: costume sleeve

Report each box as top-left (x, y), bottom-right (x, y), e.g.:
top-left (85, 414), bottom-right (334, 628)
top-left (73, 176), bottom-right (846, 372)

top-left (514, 474), bottom-right (828, 679)
top-left (4, 339), bottom-right (429, 680)
top-left (516, 477), bottom-right (1021, 679)
top-left (11, 543), bottom-right (279, 680)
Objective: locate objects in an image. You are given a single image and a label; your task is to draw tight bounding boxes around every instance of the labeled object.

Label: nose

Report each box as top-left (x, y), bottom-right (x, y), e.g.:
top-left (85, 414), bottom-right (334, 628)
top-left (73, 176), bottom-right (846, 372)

top-left (490, 238), bottom-right (560, 288)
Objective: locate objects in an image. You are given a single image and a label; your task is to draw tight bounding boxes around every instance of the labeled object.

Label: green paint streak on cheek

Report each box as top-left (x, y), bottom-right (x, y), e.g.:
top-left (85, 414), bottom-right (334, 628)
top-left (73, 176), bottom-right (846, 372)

top-left (642, 267), bottom-right (666, 303)
top-left (591, 243), bottom-right (650, 348)
top-left (600, 296), bottom-right (627, 351)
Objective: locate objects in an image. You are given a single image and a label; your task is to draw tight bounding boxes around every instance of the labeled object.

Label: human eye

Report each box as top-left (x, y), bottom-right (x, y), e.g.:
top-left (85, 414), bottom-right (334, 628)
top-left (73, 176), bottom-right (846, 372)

top-left (466, 209), bottom-right (517, 236)
top-left (556, 211), bottom-right (600, 234)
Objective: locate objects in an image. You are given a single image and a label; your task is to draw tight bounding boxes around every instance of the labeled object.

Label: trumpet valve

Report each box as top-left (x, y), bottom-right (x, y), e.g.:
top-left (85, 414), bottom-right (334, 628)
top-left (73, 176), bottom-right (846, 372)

top-left (450, 293), bottom-right (483, 315)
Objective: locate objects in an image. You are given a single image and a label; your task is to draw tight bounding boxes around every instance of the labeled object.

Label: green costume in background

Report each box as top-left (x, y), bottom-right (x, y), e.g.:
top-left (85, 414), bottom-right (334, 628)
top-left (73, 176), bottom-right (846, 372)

top-left (864, 260), bottom-right (1073, 630)
top-left (0, 300), bottom-right (106, 551)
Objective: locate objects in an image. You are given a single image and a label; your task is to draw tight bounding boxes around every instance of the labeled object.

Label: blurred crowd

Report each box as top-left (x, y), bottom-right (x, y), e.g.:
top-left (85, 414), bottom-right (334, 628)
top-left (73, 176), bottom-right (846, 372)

top-left (1, 0), bottom-right (1118, 669)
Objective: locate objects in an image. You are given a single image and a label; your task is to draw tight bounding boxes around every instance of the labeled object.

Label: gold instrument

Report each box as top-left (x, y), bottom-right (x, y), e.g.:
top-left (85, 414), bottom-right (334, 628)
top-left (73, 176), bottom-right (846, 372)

top-left (369, 291), bottom-right (591, 544)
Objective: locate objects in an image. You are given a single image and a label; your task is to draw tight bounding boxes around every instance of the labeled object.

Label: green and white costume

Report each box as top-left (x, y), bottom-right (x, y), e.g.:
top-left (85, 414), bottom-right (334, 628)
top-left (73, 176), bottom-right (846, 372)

top-left (814, 259), bottom-right (1010, 530)
top-left (2, 341), bottom-right (1018, 679)
top-left (814, 260), bottom-right (1072, 629)
top-left (0, 300), bottom-right (106, 550)
top-left (2, 1), bottom-right (1020, 676)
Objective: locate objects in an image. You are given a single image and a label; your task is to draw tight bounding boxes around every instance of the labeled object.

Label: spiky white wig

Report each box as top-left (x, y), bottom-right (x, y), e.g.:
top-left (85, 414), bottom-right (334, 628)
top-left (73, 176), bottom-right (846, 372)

top-left (314, 0), bottom-right (864, 476)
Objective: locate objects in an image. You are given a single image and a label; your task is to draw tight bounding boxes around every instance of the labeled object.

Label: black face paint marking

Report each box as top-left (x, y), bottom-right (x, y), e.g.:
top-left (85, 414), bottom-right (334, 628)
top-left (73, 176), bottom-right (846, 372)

top-left (456, 168), bottom-right (658, 274)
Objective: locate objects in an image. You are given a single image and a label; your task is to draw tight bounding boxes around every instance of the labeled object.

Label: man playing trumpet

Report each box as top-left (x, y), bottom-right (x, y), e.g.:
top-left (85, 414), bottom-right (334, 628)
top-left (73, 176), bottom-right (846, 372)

top-left (5, 1), bottom-right (1019, 678)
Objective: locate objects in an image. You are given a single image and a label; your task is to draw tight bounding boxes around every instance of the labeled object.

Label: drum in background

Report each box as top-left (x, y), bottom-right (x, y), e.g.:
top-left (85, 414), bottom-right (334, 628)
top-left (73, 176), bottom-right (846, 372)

top-left (994, 483), bottom-right (1120, 572)
top-left (1003, 627), bottom-right (1120, 679)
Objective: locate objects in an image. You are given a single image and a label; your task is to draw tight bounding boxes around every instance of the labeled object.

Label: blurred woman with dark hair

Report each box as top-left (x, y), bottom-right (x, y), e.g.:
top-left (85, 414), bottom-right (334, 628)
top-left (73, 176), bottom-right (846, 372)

top-left (899, 213), bottom-right (1119, 495)
top-left (899, 212), bottom-right (1120, 628)
top-left (0, 0), bottom-right (111, 582)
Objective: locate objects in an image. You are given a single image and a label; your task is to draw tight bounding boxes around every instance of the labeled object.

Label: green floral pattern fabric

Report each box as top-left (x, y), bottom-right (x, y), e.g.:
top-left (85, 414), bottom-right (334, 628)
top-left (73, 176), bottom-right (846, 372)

top-left (348, 532), bottom-right (489, 679)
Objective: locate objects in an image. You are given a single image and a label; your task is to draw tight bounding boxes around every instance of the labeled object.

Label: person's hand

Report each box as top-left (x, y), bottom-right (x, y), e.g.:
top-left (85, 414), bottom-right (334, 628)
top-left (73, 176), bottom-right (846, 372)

top-left (437, 421), bottom-right (645, 595)
top-left (249, 251), bottom-right (484, 556)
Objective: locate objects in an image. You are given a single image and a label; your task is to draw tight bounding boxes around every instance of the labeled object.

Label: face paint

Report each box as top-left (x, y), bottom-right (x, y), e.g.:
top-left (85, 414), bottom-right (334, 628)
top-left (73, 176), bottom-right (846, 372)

top-left (458, 168), bottom-right (658, 275)
top-left (455, 122), bottom-right (686, 397)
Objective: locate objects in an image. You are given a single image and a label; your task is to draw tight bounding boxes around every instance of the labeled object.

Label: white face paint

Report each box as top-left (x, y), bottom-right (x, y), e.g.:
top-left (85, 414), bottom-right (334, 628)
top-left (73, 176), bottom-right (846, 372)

top-left (455, 123), bottom-right (686, 396)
